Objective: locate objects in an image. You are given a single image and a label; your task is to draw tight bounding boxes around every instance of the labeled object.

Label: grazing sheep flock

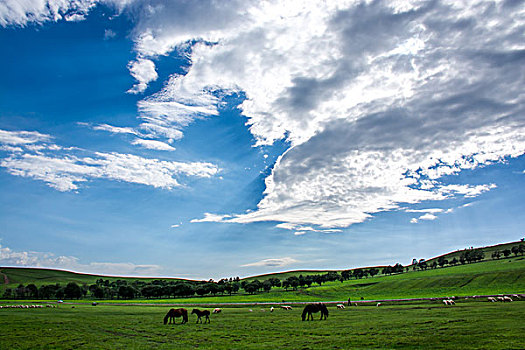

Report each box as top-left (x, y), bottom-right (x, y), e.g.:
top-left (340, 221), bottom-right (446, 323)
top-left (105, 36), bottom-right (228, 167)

top-left (0, 304), bottom-right (46, 309)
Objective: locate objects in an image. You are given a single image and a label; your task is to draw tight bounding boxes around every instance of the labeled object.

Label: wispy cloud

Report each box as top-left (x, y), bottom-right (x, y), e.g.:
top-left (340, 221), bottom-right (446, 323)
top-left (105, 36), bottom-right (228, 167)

top-left (131, 138), bottom-right (175, 151)
top-left (190, 213), bottom-right (231, 223)
top-left (241, 257), bottom-right (298, 268)
top-left (0, 129), bottom-right (218, 191)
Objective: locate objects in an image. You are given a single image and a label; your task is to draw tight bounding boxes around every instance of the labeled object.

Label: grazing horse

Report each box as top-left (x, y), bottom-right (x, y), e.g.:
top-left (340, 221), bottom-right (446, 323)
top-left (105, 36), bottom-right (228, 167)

top-left (191, 309), bottom-right (211, 323)
top-left (163, 308), bottom-right (188, 324)
top-left (301, 303), bottom-right (329, 321)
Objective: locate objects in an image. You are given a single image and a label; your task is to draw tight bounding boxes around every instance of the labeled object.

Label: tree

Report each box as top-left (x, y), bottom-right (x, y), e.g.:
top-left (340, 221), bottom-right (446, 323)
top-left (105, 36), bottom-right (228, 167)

top-left (64, 282), bottom-right (82, 299)
top-left (491, 250), bottom-right (502, 260)
top-left (15, 284), bottom-right (26, 299)
top-left (196, 285), bottom-right (209, 296)
top-left (243, 283), bottom-right (257, 294)
top-left (118, 285), bottom-right (136, 299)
top-left (369, 268), bottom-right (379, 278)
top-left (26, 284), bottom-right (39, 298)
top-left (262, 280), bottom-right (272, 293)
top-left (511, 246), bottom-right (519, 257)
top-left (89, 284), bottom-right (105, 299)
top-left (503, 249), bottom-right (511, 258)
top-left (3, 288), bottom-right (12, 299)
top-left (341, 270), bottom-right (352, 280)
top-left (268, 278), bottom-right (281, 288)
top-left (437, 256), bottom-right (448, 268)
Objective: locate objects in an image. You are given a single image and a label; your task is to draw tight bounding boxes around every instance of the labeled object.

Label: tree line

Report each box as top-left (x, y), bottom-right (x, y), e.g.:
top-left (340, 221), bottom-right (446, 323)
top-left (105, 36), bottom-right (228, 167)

top-left (4, 243), bottom-right (523, 300)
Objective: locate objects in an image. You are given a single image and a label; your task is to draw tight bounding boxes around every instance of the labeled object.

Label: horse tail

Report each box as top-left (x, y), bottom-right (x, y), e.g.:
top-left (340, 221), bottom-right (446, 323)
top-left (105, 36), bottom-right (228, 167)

top-left (182, 309), bottom-right (188, 323)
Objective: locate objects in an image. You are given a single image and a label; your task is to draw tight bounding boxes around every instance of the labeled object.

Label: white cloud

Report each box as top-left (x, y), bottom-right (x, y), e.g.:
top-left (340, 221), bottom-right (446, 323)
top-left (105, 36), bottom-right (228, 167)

top-left (406, 208), bottom-right (444, 214)
top-left (0, 0), bottom-right (133, 27)
top-left (104, 28), bottom-right (116, 40)
top-left (190, 213), bottom-right (231, 223)
top-left (410, 218), bottom-right (418, 224)
top-left (91, 123), bottom-right (139, 136)
top-left (0, 243), bottom-right (161, 276)
top-left (275, 222), bottom-right (342, 235)
top-left (0, 129), bottom-right (218, 191)
top-left (241, 257), bottom-right (298, 268)
top-left (4, 1), bottom-right (525, 230)
top-left (132, 138), bottom-right (175, 151)
top-left (0, 129), bottom-right (52, 145)
top-left (127, 58), bottom-right (158, 94)
top-left (140, 0), bottom-right (521, 229)
top-left (418, 213), bottom-right (437, 221)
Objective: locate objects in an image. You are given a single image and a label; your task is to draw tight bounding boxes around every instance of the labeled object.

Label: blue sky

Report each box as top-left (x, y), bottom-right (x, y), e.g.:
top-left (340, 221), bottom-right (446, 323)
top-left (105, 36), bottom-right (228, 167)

top-left (0, 0), bottom-right (524, 280)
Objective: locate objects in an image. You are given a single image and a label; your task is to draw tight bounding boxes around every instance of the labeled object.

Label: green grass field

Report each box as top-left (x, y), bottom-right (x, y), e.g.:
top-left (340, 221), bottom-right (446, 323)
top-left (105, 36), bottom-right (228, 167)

top-left (2, 242), bottom-right (525, 349)
top-left (2, 255), bottom-right (524, 304)
top-left (1, 300), bottom-right (524, 349)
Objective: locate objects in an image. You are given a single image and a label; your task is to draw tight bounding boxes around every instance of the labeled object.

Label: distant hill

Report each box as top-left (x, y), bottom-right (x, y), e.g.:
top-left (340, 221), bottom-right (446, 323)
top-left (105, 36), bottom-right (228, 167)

top-left (0, 267), bottom-right (192, 289)
top-left (1, 240), bottom-right (524, 302)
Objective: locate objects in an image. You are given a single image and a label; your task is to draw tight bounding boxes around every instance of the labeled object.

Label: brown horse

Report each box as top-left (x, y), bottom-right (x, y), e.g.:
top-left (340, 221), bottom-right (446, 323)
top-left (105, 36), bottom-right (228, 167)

top-left (301, 303), bottom-right (329, 321)
top-left (163, 308), bottom-right (188, 324)
top-left (191, 309), bottom-right (211, 323)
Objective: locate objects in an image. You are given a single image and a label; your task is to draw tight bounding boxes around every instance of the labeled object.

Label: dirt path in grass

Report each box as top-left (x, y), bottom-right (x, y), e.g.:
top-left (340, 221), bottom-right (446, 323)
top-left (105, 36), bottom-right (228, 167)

top-left (0, 269), bottom-right (9, 285)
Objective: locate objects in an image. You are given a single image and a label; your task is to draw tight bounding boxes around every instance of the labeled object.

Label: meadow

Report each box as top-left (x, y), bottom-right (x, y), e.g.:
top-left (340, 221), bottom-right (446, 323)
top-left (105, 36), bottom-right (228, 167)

top-left (2, 255), bottom-right (524, 304)
top-left (1, 299), bottom-right (524, 349)
top-left (2, 243), bottom-right (524, 349)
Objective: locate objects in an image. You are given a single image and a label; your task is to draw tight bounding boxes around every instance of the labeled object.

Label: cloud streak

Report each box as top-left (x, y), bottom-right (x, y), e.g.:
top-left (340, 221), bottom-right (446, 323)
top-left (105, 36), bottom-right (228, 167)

top-left (241, 257), bottom-right (298, 268)
top-left (0, 129), bottom-right (218, 191)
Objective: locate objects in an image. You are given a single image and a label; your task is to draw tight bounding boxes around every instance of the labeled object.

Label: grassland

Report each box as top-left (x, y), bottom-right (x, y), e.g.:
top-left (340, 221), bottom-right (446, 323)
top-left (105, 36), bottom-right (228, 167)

top-left (4, 255), bottom-right (523, 304)
top-left (2, 241), bottom-right (525, 349)
top-left (1, 299), bottom-right (524, 349)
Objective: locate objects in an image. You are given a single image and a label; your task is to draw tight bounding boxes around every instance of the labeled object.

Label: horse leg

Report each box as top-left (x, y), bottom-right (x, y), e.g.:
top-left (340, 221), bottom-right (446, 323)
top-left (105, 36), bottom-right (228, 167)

top-left (206, 315), bottom-right (210, 323)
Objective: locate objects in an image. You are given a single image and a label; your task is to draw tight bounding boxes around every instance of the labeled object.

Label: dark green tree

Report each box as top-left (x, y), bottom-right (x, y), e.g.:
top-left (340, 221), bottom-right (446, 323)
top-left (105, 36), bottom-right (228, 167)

top-left (64, 282), bottom-right (82, 299)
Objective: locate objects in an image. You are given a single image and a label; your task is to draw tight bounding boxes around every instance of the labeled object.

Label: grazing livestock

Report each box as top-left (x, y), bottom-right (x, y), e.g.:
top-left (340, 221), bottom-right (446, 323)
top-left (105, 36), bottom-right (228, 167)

top-left (337, 304), bottom-right (345, 309)
top-left (280, 305), bottom-right (292, 310)
top-left (164, 308), bottom-right (188, 325)
top-left (191, 309), bottom-right (211, 323)
top-left (488, 297), bottom-right (496, 302)
top-left (442, 299), bottom-right (455, 305)
top-left (497, 297), bottom-right (505, 302)
top-left (503, 296), bottom-right (513, 302)
top-left (376, 303), bottom-right (382, 307)
top-left (301, 303), bottom-right (329, 321)
top-left (270, 307), bottom-right (274, 312)
top-left (212, 308), bottom-right (222, 314)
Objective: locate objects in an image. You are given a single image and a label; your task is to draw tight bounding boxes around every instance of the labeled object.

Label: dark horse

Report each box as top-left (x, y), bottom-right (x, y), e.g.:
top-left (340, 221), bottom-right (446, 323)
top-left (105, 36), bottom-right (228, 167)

top-left (191, 309), bottom-right (211, 323)
top-left (163, 308), bottom-right (188, 324)
top-left (302, 303), bottom-right (329, 321)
